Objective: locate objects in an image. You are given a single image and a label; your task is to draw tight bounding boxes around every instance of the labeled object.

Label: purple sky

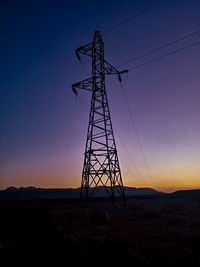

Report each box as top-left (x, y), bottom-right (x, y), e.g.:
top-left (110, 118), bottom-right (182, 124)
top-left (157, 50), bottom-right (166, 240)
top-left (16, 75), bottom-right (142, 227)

top-left (1, 0), bottom-right (200, 191)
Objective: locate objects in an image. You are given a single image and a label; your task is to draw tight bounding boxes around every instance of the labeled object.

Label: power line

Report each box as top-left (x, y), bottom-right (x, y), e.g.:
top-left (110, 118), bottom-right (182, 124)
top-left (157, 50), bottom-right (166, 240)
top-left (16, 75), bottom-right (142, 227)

top-left (115, 128), bottom-right (146, 184)
top-left (118, 154), bottom-right (141, 184)
top-left (117, 40), bottom-right (200, 186)
top-left (103, 0), bottom-right (161, 36)
top-left (117, 29), bottom-right (200, 68)
top-left (128, 40), bottom-right (200, 71)
top-left (74, 40), bottom-right (200, 186)
top-left (120, 83), bottom-right (154, 185)
top-left (77, 95), bottom-right (89, 113)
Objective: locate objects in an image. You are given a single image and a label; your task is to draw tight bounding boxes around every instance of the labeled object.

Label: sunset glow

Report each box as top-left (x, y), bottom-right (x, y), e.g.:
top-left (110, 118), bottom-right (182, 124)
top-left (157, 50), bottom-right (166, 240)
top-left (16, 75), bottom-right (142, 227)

top-left (1, 0), bottom-right (200, 192)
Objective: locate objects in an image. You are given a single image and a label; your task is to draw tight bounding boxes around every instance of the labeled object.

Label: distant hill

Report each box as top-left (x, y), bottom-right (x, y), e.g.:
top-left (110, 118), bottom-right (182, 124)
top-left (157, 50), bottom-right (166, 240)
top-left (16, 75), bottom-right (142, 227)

top-left (0, 186), bottom-right (161, 200)
top-left (171, 189), bottom-right (200, 197)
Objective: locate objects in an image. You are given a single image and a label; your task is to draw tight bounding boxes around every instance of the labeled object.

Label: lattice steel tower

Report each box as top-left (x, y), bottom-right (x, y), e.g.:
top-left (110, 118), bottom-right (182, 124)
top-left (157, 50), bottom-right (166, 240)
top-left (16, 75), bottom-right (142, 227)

top-left (72, 30), bottom-right (126, 201)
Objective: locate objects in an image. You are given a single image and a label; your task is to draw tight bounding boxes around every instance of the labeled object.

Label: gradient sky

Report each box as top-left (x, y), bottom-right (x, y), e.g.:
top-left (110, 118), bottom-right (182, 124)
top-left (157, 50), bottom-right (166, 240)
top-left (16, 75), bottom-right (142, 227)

top-left (1, 0), bottom-right (200, 191)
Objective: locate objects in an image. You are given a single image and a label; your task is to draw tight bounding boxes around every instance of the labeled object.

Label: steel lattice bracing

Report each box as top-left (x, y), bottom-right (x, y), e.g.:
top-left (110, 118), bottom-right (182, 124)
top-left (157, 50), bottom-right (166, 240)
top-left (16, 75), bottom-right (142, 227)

top-left (72, 31), bottom-right (126, 201)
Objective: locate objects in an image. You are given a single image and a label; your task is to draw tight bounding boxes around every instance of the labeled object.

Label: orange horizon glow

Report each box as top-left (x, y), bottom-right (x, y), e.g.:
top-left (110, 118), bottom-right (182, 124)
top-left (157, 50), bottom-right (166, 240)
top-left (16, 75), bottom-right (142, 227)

top-left (2, 153), bottom-right (200, 193)
top-left (2, 0), bottom-right (200, 201)
top-left (1, 170), bottom-right (200, 193)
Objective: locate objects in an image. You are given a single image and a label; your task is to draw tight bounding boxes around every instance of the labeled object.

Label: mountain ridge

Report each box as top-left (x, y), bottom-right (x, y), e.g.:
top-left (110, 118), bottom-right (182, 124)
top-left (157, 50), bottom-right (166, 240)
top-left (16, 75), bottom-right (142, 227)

top-left (0, 186), bottom-right (162, 200)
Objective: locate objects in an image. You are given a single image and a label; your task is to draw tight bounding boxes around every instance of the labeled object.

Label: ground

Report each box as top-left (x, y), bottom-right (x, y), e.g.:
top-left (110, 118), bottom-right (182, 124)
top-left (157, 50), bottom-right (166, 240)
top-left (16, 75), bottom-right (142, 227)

top-left (1, 194), bottom-right (200, 266)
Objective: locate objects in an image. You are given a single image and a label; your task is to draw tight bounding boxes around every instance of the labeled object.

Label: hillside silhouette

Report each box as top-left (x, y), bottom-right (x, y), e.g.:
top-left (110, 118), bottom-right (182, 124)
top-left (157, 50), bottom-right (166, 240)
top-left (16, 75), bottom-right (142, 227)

top-left (0, 186), bottom-right (161, 200)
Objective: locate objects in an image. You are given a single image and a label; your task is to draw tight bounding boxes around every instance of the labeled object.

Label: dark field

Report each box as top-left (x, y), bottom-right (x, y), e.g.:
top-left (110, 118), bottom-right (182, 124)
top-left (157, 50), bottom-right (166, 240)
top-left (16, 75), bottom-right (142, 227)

top-left (1, 194), bottom-right (200, 266)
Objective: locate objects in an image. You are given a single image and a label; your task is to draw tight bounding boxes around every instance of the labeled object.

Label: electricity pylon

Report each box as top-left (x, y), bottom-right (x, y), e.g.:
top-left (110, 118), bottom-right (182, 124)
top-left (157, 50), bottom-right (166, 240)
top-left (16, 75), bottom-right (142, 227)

top-left (72, 30), bottom-right (127, 202)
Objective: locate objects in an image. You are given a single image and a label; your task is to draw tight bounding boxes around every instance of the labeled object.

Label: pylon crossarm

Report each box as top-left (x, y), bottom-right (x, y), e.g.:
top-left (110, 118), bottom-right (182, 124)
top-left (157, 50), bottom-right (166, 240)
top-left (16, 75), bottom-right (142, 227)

top-left (72, 77), bottom-right (93, 94)
top-left (103, 60), bottom-right (129, 83)
top-left (76, 42), bottom-right (93, 59)
top-left (103, 59), bottom-right (120, 75)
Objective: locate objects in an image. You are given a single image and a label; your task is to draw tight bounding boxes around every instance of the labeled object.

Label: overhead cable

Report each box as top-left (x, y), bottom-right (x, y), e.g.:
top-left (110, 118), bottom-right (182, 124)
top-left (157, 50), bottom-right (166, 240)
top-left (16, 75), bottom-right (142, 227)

top-left (117, 29), bottom-right (200, 68)
top-left (127, 40), bottom-right (200, 71)
top-left (103, 0), bottom-right (161, 36)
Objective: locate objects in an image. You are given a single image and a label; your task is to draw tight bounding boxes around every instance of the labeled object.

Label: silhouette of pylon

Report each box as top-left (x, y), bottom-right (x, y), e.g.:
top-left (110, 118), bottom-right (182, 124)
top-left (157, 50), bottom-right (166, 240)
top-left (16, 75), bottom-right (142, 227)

top-left (72, 30), bottom-right (126, 202)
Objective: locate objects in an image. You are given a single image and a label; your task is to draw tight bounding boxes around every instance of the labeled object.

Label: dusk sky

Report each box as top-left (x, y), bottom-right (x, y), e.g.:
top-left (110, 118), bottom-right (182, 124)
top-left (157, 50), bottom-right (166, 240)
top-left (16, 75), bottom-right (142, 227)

top-left (1, 0), bottom-right (200, 192)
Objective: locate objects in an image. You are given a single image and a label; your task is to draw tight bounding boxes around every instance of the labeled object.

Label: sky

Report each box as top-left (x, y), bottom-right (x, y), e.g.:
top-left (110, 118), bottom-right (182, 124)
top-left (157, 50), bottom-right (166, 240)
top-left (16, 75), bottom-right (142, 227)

top-left (1, 0), bottom-right (200, 192)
